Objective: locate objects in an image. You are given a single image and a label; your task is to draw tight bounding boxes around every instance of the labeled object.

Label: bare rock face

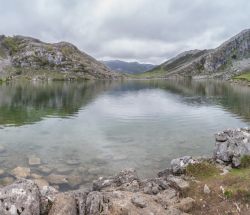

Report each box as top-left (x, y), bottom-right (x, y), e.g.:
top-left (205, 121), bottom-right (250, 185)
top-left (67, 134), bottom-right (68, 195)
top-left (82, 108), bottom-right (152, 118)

top-left (0, 179), bottom-right (40, 215)
top-left (170, 156), bottom-right (196, 175)
top-left (48, 194), bottom-right (77, 215)
top-left (214, 128), bottom-right (250, 167)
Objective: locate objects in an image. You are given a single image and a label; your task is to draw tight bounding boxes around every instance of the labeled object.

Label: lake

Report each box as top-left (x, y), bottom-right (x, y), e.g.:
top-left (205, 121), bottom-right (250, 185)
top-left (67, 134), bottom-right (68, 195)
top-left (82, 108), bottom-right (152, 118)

top-left (0, 79), bottom-right (249, 190)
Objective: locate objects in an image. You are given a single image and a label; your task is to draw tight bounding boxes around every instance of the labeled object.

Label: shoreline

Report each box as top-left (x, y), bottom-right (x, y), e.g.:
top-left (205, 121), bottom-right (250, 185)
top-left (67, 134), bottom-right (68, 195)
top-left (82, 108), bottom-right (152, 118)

top-left (0, 128), bottom-right (250, 214)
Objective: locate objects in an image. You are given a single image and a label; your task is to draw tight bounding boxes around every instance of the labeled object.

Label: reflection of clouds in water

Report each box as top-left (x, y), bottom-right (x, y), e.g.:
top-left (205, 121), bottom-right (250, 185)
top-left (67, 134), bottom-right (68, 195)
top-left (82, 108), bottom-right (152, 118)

top-left (88, 89), bottom-right (187, 118)
top-left (86, 89), bottom-right (232, 126)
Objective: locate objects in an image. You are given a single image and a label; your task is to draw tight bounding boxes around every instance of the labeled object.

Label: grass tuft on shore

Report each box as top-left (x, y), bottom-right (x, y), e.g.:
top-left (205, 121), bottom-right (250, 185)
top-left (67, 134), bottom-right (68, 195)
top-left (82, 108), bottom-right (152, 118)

top-left (186, 162), bottom-right (220, 179)
top-left (233, 72), bottom-right (250, 82)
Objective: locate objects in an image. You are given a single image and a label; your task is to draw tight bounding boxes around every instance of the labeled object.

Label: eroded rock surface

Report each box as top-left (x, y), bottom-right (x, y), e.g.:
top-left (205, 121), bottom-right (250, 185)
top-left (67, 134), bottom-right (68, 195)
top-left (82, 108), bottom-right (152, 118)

top-left (214, 128), bottom-right (250, 166)
top-left (0, 179), bottom-right (40, 215)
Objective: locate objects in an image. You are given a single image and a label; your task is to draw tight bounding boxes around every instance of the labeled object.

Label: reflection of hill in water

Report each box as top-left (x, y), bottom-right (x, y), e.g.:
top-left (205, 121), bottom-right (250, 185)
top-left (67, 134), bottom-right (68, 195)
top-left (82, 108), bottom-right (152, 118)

top-left (0, 81), bottom-right (120, 126)
top-left (121, 79), bottom-right (250, 122)
top-left (0, 79), bottom-right (249, 126)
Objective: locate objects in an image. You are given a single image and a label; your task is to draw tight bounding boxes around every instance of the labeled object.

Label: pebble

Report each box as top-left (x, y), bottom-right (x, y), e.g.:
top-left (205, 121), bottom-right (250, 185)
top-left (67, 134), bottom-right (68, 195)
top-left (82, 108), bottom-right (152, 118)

top-left (203, 184), bottom-right (211, 194)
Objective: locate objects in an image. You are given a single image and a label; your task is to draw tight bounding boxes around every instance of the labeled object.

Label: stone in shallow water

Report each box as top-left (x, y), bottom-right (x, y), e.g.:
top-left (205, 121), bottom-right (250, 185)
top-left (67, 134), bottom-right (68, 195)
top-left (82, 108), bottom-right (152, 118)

top-left (39, 165), bottom-right (53, 174)
top-left (46, 174), bottom-right (68, 185)
top-left (34, 178), bottom-right (49, 189)
top-left (11, 166), bottom-right (31, 178)
top-left (67, 175), bottom-right (83, 188)
top-left (0, 177), bottom-right (14, 186)
top-left (66, 159), bottom-right (80, 165)
top-left (0, 145), bottom-right (6, 153)
top-left (0, 169), bottom-right (5, 176)
top-left (28, 155), bottom-right (41, 166)
top-left (31, 173), bottom-right (43, 179)
top-left (56, 166), bottom-right (73, 174)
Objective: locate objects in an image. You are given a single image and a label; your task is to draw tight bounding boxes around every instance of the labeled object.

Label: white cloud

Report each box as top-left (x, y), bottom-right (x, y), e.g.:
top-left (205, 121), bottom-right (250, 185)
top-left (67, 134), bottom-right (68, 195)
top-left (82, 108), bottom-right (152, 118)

top-left (0, 0), bottom-right (249, 64)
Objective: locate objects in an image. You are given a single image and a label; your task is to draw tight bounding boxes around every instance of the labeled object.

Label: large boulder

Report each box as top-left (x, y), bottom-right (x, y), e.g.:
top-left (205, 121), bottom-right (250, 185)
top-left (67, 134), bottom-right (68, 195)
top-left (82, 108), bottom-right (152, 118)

top-left (170, 156), bottom-right (196, 174)
top-left (0, 179), bottom-right (40, 215)
top-left (214, 128), bottom-right (250, 167)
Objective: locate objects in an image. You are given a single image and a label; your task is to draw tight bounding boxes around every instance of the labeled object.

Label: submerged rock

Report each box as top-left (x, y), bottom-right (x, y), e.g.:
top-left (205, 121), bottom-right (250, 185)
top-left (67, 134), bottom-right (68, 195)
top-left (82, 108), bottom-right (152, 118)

top-left (0, 179), bottom-right (40, 215)
top-left (39, 165), bottom-right (53, 174)
top-left (11, 166), bottom-right (31, 178)
top-left (0, 177), bottom-right (15, 186)
top-left (28, 155), bottom-right (41, 166)
top-left (46, 174), bottom-right (68, 185)
top-left (214, 128), bottom-right (250, 167)
top-left (0, 145), bottom-right (6, 153)
top-left (0, 169), bottom-right (5, 176)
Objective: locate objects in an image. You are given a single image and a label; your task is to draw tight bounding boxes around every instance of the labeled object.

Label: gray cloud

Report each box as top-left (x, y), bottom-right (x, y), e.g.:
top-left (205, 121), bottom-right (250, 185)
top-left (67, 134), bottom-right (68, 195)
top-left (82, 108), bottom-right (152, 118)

top-left (0, 0), bottom-right (249, 64)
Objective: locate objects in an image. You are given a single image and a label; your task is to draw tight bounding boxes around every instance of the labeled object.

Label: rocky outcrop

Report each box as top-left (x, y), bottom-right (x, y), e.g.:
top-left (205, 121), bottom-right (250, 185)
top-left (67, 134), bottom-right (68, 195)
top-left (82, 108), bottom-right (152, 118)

top-left (0, 35), bottom-right (120, 81)
top-left (214, 128), bottom-right (250, 166)
top-left (142, 29), bottom-right (250, 80)
top-left (0, 179), bottom-right (40, 215)
top-left (0, 169), bottom-right (192, 215)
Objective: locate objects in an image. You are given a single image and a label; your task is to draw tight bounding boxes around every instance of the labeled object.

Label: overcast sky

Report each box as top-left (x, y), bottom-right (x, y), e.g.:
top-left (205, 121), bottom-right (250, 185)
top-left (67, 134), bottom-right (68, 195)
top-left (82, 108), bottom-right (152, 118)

top-left (0, 0), bottom-right (249, 64)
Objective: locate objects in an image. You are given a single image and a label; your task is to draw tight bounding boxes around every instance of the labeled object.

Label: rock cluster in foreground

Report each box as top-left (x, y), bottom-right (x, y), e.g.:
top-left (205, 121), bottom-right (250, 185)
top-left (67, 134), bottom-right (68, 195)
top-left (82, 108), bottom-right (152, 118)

top-left (0, 128), bottom-right (249, 215)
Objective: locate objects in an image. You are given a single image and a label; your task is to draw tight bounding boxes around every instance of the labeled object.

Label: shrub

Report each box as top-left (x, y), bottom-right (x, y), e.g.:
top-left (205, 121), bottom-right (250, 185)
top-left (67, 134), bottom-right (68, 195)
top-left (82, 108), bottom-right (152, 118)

top-left (2, 37), bottom-right (20, 55)
top-left (186, 162), bottom-right (220, 179)
top-left (224, 189), bottom-right (233, 199)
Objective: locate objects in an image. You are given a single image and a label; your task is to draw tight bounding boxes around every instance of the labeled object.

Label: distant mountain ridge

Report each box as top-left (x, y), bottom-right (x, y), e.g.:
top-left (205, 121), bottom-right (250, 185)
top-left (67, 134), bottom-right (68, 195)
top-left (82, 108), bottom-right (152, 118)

top-left (103, 60), bottom-right (156, 74)
top-left (139, 29), bottom-right (250, 80)
top-left (0, 35), bottom-right (120, 81)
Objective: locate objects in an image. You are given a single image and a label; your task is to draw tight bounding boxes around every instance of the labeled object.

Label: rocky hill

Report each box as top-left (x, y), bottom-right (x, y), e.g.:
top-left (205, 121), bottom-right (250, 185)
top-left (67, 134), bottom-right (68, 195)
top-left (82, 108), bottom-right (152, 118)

top-left (138, 29), bottom-right (250, 80)
top-left (103, 60), bottom-right (156, 74)
top-left (0, 35), bottom-right (120, 81)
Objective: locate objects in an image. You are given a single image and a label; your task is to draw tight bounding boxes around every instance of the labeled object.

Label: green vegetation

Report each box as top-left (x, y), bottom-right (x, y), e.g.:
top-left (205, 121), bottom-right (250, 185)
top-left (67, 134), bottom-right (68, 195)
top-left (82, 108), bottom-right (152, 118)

top-left (0, 47), bottom-right (7, 59)
top-left (186, 162), bottom-right (220, 179)
top-left (224, 189), bottom-right (233, 199)
top-left (61, 46), bottom-right (74, 56)
top-left (233, 72), bottom-right (250, 82)
top-left (2, 37), bottom-right (20, 55)
top-left (240, 155), bottom-right (250, 168)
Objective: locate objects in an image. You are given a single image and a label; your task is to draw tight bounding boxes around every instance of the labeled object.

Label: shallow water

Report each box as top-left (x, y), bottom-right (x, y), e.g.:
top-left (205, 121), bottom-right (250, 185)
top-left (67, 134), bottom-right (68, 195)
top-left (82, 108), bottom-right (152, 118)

top-left (0, 79), bottom-right (249, 190)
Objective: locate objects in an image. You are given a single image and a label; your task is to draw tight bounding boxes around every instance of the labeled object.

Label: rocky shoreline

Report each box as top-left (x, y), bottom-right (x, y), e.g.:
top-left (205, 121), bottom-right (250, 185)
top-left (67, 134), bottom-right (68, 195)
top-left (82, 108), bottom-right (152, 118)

top-left (0, 128), bottom-right (250, 215)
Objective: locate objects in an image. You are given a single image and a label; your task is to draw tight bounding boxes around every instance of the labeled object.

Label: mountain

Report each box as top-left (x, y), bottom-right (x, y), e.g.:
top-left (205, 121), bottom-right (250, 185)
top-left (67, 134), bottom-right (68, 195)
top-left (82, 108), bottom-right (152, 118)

top-left (102, 60), bottom-right (156, 74)
top-left (139, 29), bottom-right (250, 80)
top-left (0, 35), bottom-right (120, 81)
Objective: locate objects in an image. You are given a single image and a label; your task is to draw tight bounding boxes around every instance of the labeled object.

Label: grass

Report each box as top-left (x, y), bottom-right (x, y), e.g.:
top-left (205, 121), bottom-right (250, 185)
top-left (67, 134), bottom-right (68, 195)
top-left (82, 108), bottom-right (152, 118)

top-left (240, 155), bottom-right (250, 168)
top-left (2, 37), bottom-right (20, 55)
top-left (233, 71), bottom-right (250, 82)
top-left (186, 162), bottom-right (220, 180)
top-left (185, 163), bottom-right (250, 214)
